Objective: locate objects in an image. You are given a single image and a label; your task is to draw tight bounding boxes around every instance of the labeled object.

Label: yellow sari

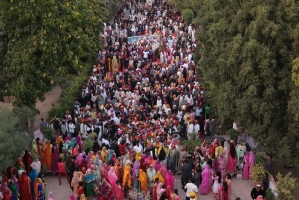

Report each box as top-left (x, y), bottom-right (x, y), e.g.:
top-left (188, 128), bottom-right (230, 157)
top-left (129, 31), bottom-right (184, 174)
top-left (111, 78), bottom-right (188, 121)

top-left (122, 166), bottom-right (132, 187)
top-left (138, 169), bottom-right (148, 191)
top-left (56, 136), bottom-right (63, 145)
top-left (189, 191), bottom-right (198, 200)
top-left (153, 171), bottom-right (165, 185)
top-left (89, 152), bottom-right (95, 161)
top-left (101, 147), bottom-right (107, 162)
top-left (135, 152), bottom-right (142, 161)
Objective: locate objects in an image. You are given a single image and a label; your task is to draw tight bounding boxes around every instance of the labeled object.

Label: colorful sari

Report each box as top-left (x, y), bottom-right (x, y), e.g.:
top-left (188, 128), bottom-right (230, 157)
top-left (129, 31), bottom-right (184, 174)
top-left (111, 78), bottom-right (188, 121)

top-left (200, 164), bottom-right (212, 195)
top-left (152, 160), bottom-right (160, 172)
top-left (108, 167), bottom-right (118, 195)
top-left (159, 162), bottom-right (167, 177)
top-left (146, 166), bottom-right (156, 188)
top-left (98, 178), bottom-right (112, 200)
top-left (101, 163), bottom-right (109, 180)
top-left (153, 171), bottom-right (165, 185)
top-left (122, 166), bottom-right (132, 187)
top-left (132, 160), bottom-right (140, 189)
top-left (101, 147), bottom-right (108, 163)
top-left (29, 168), bottom-right (38, 194)
top-left (138, 169), bottom-right (148, 191)
top-left (114, 183), bottom-right (124, 200)
top-left (165, 170), bottom-right (175, 191)
top-left (242, 152), bottom-right (250, 180)
top-left (84, 172), bottom-right (96, 197)
top-left (18, 172), bottom-right (32, 200)
top-left (51, 146), bottom-right (59, 173)
top-left (45, 140), bottom-right (52, 170)
top-left (217, 154), bottom-right (226, 179)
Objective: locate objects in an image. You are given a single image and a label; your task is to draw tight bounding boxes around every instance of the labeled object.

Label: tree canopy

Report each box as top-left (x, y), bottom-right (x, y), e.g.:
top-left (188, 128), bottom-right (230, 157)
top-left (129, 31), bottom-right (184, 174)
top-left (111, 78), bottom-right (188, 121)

top-left (176, 0), bottom-right (299, 163)
top-left (0, 106), bottom-right (31, 172)
top-left (0, 0), bottom-right (108, 110)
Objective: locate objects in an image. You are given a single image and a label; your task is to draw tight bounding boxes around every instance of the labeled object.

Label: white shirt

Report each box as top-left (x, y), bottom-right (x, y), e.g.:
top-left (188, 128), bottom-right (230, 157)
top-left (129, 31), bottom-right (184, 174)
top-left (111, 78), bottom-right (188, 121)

top-left (68, 123), bottom-right (75, 133)
top-left (102, 138), bottom-right (110, 147)
top-left (184, 183), bottom-right (198, 197)
top-left (133, 145), bottom-right (143, 153)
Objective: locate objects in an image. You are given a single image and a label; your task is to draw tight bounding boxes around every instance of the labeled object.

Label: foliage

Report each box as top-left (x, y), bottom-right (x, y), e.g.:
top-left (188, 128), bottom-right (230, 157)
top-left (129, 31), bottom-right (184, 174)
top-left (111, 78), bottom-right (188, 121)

top-left (0, 106), bottom-right (30, 172)
top-left (276, 172), bottom-right (298, 200)
top-left (226, 129), bottom-right (240, 142)
top-left (181, 9), bottom-right (194, 25)
top-left (265, 188), bottom-right (274, 199)
top-left (0, 27), bottom-right (8, 72)
top-left (181, 138), bottom-right (202, 152)
top-left (168, 0), bottom-right (201, 14)
top-left (104, 0), bottom-right (125, 19)
top-left (0, 0), bottom-right (108, 111)
top-left (83, 132), bottom-right (98, 151)
top-left (12, 106), bottom-right (35, 133)
top-left (48, 64), bottom-right (91, 119)
top-left (40, 127), bottom-right (55, 142)
top-left (251, 163), bottom-right (266, 182)
top-left (193, 0), bottom-right (299, 164)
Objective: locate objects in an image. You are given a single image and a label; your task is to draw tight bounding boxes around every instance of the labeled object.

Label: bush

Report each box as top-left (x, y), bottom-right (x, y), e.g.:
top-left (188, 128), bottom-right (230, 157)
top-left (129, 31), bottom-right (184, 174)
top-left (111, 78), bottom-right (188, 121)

top-left (83, 132), bottom-right (98, 152)
top-left (182, 139), bottom-right (202, 152)
top-left (48, 64), bottom-right (91, 119)
top-left (0, 107), bottom-right (30, 172)
top-left (276, 172), bottom-right (298, 200)
top-left (41, 127), bottom-right (55, 141)
top-left (251, 163), bottom-right (266, 182)
top-left (227, 128), bottom-right (240, 142)
top-left (182, 9), bottom-right (195, 24)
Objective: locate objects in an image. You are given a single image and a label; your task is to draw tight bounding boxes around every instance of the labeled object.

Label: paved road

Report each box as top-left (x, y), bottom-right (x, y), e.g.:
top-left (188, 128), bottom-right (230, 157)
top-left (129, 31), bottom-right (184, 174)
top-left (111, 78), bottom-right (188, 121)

top-left (45, 173), bottom-right (253, 200)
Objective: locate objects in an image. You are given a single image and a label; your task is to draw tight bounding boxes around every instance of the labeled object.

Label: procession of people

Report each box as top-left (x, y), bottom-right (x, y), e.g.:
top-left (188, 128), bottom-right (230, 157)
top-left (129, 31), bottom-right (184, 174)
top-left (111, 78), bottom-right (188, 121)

top-left (0, 0), bottom-right (260, 200)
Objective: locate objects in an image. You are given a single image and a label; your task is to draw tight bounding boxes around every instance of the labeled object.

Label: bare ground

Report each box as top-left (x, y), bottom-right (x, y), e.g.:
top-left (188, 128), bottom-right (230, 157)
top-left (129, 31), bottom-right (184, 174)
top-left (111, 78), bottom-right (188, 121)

top-left (0, 86), bottom-right (62, 130)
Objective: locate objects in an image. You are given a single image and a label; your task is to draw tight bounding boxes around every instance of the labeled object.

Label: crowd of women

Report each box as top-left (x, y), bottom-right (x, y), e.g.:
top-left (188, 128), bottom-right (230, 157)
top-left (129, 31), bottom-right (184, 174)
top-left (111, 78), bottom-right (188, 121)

top-left (0, 0), bottom-right (257, 199)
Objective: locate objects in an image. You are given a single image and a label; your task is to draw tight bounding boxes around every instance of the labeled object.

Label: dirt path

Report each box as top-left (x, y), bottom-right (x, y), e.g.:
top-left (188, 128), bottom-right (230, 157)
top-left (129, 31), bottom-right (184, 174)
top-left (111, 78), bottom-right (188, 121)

top-left (0, 86), bottom-right (62, 130)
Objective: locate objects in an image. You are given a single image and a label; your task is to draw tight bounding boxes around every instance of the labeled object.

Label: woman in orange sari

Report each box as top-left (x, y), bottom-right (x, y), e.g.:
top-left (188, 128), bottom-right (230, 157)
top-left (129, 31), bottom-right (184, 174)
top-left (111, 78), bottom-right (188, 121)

top-left (114, 159), bottom-right (120, 180)
top-left (44, 140), bottom-right (52, 170)
top-left (153, 171), bottom-right (165, 185)
top-left (122, 165), bottom-right (132, 188)
top-left (138, 169), bottom-right (148, 191)
top-left (34, 178), bottom-right (43, 200)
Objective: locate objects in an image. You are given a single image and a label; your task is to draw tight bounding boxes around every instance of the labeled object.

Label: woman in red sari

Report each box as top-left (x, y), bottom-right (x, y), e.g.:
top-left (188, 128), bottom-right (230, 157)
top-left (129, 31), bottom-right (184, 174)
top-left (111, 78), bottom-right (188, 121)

top-left (114, 180), bottom-right (124, 200)
top-left (18, 172), bottom-right (32, 200)
top-left (22, 150), bottom-right (33, 175)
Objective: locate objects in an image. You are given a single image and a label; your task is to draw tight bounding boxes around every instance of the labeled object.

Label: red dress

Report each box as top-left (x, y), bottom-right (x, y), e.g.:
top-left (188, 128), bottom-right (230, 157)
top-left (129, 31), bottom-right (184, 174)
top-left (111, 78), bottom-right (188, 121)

top-left (226, 150), bottom-right (236, 173)
top-left (18, 172), bottom-right (32, 200)
top-left (153, 183), bottom-right (158, 200)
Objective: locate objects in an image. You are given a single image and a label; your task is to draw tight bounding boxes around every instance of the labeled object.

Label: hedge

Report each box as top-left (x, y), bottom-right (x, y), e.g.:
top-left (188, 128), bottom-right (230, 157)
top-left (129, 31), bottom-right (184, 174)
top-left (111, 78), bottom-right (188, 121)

top-left (48, 64), bottom-right (92, 121)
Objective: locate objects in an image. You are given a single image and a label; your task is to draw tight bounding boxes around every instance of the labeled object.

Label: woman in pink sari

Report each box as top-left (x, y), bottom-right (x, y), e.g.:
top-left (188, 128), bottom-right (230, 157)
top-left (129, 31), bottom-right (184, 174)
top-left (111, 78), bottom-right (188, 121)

top-left (242, 151), bottom-right (250, 180)
top-left (152, 160), bottom-right (160, 172)
top-left (159, 163), bottom-right (167, 178)
top-left (248, 144), bottom-right (255, 178)
top-left (75, 153), bottom-right (84, 167)
top-left (200, 161), bottom-right (212, 195)
top-left (108, 167), bottom-right (118, 196)
top-left (217, 153), bottom-right (226, 179)
top-left (101, 163), bottom-right (109, 180)
top-left (165, 185), bottom-right (172, 200)
top-left (165, 170), bottom-right (175, 191)
top-left (51, 143), bottom-right (59, 173)
top-left (114, 180), bottom-right (124, 200)
top-left (157, 183), bottom-right (165, 200)
top-left (226, 143), bottom-right (236, 175)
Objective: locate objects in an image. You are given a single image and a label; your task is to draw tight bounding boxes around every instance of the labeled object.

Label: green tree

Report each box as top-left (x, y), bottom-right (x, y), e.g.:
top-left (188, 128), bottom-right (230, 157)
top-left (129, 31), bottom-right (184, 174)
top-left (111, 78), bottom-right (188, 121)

top-left (194, 0), bottom-right (299, 162)
top-left (0, 0), bottom-right (108, 111)
top-left (276, 172), bottom-right (299, 200)
top-left (182, 9), bottom-right (195, 24)
top-left (0, 106), bottom-right (30, 172)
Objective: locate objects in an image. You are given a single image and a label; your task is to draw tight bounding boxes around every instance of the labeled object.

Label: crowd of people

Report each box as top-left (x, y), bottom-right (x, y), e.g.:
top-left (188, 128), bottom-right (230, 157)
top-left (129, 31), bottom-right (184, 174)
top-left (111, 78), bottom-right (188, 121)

top-left (0, 0), bottom-right (263, 200)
